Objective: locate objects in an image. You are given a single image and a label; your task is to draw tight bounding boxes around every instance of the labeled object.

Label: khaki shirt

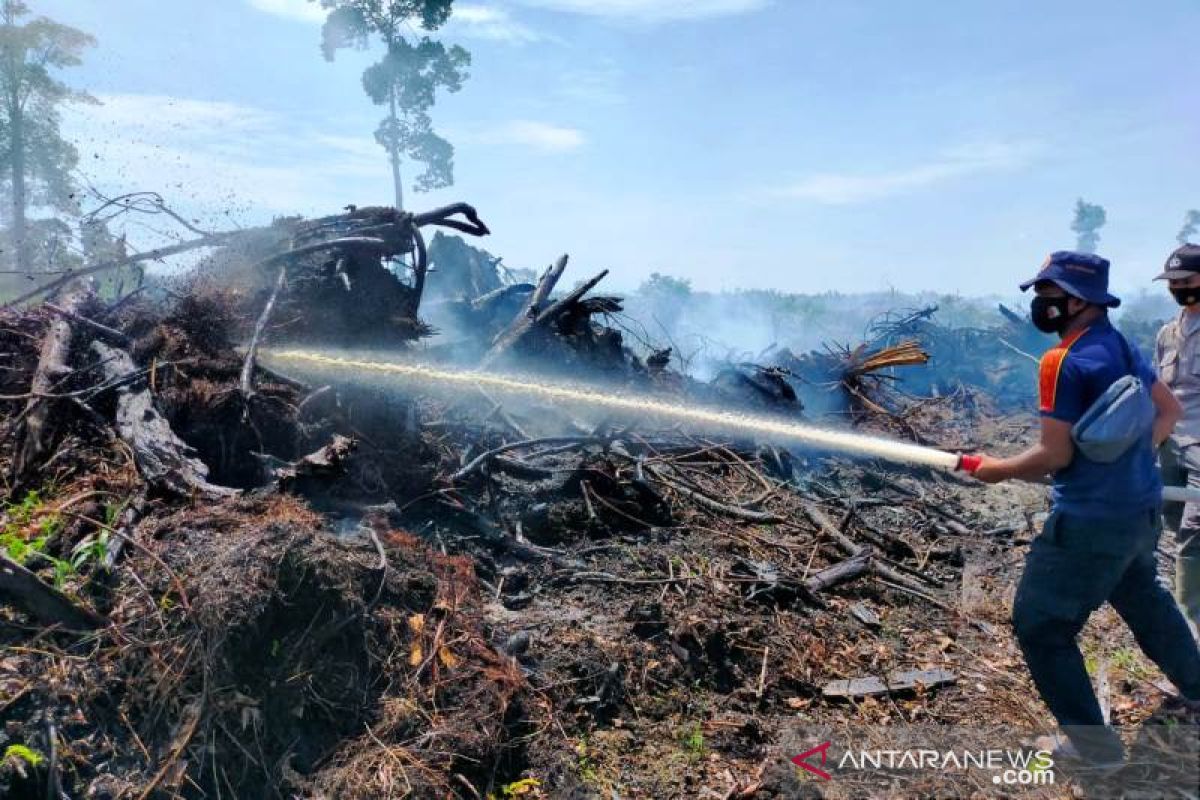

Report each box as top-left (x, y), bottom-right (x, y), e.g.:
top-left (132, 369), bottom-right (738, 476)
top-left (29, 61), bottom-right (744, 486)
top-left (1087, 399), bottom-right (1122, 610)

top-left (1156, 310), bottom-right (1200, 446)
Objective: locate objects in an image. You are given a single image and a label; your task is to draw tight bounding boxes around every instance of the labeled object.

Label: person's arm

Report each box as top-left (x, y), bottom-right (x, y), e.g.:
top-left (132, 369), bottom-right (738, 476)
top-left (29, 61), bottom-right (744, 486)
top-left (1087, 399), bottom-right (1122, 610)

top-left (972, 416), bottom-right (1074, 483)
top-left (1152, 378), bottom-right (1182, 448)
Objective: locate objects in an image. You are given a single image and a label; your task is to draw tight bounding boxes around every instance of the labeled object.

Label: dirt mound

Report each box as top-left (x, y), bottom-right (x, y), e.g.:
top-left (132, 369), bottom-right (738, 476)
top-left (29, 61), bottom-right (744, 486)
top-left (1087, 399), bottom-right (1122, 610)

top-left (2, 496), bottom-right (530, 799)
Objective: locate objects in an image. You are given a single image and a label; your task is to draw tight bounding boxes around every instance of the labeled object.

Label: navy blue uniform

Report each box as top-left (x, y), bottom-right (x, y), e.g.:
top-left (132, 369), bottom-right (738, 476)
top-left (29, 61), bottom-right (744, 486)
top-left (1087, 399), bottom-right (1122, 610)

top-left (1037, 318), bottom-right (1161, 517)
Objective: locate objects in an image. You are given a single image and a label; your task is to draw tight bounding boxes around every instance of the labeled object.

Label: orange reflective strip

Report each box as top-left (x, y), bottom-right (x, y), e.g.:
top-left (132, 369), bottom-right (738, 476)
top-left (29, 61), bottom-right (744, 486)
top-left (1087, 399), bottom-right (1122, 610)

top-left (1038, 328), bottom-right (1089, 413)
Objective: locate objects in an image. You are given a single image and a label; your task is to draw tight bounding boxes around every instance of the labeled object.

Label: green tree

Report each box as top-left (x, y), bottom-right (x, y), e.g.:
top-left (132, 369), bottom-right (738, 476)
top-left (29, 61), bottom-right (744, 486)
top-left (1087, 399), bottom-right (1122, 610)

top-left (317, 0), bottom-right (469, 210)
top-left (0, 1), bottom-right (94, 273)
top-left (638, 272), bottom-right (693, 336)
top-left (1070, 198), bottom-right (1106, 254)
top-left (638, 271), bottom-right (692, 300)
top-left (1178, 210), bottom-right (1200, 245)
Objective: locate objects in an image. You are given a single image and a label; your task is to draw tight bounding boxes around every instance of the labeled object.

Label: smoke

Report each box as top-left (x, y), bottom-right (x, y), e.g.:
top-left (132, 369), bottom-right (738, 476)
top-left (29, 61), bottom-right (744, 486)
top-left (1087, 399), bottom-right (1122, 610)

top-left (1071, 198), bottom-right (1107, 254)
top-left (619, 285), bottom-right (1005, 378)
top-left (1179, 210), bottom-right (1200, 245)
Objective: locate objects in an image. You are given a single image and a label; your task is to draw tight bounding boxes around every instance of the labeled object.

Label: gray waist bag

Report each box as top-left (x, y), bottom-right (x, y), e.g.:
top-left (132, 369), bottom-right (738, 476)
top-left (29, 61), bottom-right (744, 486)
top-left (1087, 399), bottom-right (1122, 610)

top-left (1070, 334), bottom-right (1155, 463)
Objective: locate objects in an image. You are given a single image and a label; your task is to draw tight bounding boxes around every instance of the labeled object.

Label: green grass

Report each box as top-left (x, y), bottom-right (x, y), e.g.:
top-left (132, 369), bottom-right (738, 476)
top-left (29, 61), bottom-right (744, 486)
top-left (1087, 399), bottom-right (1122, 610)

top-left (679, 722), bottom-right (706, 762)
top-left (1111, 646), bottom-right (1152, 681)
top-left (574, 737), bottom-right (601, 785)
top-left (0, 489), bottom-right (111, 589)
top-left (0, 490), bottom-right (75, 587)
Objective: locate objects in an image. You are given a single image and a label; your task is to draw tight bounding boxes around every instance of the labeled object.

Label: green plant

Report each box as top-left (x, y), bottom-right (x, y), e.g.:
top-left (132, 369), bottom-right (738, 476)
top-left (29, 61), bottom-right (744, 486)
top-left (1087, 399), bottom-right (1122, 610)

top-left (1111, 647), bottom-right (1151, 680)
top-left (1, 490), bottom-right (72, 585)
top-left (0, 490), bottom-right (115, 588)
top-left (489, 777), bottom-right (541, 798)
top-left (3, 743), bottom-right (44, 767)
top-left (103, 499), bottom-right (128, 527)
top-left (574, 738), bottom-right (600, 785)
top-left (70, 529), bottom-right (110, 572)
top-left (680, 722), bottom-right (706, 762)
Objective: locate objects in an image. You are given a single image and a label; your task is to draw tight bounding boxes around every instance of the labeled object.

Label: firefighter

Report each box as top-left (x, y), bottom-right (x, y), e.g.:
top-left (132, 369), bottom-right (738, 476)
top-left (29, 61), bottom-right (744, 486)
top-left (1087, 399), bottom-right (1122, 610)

top-left (968, 251), bottom-right (1200, 767)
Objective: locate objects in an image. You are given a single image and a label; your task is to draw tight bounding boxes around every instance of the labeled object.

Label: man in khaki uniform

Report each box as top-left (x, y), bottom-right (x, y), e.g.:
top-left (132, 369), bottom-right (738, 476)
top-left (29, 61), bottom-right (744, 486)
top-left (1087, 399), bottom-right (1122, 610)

top-left (1155, 243), bottom-right (1200, 630)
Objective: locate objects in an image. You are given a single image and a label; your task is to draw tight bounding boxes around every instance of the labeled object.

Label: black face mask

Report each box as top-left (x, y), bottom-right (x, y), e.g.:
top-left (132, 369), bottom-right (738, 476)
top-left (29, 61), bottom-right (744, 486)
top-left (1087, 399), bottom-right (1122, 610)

top-left (1030, 296), bottom-right (1074, 334)
top-left (1171, 287), bottom-right (1200, 307)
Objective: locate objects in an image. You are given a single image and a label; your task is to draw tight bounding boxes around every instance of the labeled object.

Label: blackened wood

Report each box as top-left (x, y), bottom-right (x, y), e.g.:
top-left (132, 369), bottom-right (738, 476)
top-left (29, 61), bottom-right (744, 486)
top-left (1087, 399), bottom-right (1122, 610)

top-left (0, 552), bottom-right (104, 628)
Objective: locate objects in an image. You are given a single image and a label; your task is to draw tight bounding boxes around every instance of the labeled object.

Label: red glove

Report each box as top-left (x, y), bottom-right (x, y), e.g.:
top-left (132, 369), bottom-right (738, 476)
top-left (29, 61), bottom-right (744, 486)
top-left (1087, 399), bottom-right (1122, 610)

top-left (956, 454), bottom-right (983, 474)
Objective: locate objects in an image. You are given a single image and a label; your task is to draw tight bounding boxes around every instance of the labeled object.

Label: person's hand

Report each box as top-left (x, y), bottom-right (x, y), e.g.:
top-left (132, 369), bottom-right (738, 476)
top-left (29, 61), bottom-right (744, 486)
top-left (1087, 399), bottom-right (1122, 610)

top-left (970, 455), bottom-right (1006, 484)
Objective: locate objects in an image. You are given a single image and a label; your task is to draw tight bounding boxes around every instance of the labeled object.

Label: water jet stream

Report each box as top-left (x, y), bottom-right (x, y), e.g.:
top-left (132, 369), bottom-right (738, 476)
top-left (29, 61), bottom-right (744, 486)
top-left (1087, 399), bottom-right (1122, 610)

top-left (265, 349), bottom-right (961, 471)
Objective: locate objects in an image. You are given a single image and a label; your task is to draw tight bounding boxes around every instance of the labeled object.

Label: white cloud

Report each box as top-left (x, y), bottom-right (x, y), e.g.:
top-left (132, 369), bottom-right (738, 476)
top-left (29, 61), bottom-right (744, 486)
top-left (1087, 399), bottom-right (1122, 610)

top-left (472, 120), bottom-right (586, 152)
top-left (558, 63), bottom-right (626, 105)
top-left (514, 0), bottom-right (768, 22)
top-left (447, 5), bottom-right (542, 42)
top-left (773, 141), bottom-right (1044, 205)
top-left (247, 0), bottom-right (326, 24)
top-left (246, 0), bottom-right (545, 43)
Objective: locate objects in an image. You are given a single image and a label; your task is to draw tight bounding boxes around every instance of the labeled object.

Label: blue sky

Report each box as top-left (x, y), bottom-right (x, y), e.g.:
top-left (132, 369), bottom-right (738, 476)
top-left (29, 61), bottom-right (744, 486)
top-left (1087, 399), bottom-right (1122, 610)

top-left (37, 0), bottom-right (1200, 297)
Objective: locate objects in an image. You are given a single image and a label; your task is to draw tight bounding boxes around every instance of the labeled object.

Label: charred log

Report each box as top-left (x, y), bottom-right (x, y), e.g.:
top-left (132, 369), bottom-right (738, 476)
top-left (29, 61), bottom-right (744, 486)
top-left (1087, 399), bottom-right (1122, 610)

top-left (91, 340), bottom-right (236, 498)
top-left (0, 552), bottom-right (105, 629)
top-left (10, 282), bottom-right (92, 490)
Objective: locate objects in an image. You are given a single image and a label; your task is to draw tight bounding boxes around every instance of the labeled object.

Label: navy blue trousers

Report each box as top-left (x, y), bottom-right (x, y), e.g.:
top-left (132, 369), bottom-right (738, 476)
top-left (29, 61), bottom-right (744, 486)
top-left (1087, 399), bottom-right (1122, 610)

top-left (1012, 507), bottom-right (1200, 760)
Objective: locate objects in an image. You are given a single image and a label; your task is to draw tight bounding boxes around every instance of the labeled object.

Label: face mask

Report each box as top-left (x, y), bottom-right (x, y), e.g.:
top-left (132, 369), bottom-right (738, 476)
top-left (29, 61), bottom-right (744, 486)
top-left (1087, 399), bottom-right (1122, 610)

top-left (1030, 296), bottom-right (1073, 334)
top-left (1171, 287), bottom-right (1200, 307)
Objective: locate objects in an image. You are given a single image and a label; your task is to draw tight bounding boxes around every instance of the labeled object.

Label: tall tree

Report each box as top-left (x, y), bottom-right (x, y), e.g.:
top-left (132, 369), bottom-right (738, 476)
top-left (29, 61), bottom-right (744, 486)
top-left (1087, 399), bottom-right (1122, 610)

top-left (0, 1), bottom-right (94, 273)
top-left (1178, 210), bottom-right (1200, 245)
top-left (1071, 198), bottom-right (1106, 254)
top-left (318, 1), bottom-right (469, 211)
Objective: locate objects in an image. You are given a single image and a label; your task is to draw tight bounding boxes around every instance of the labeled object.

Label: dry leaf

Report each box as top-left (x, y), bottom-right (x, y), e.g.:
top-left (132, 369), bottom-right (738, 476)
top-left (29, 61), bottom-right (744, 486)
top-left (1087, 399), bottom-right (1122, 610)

top-left (438, 646), bottom-right (460, 669)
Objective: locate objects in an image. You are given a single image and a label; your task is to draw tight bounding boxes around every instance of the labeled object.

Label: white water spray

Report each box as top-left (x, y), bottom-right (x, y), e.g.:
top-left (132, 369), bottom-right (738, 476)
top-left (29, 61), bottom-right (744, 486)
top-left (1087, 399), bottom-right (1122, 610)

top-left (265, 349), bottom-right (961, 470)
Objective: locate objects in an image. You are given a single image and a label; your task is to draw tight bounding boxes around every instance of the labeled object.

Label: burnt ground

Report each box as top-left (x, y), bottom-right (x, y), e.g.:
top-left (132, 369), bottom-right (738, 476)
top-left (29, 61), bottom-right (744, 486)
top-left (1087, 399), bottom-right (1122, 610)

top-left (0, 280), bottom-right (1196, 800)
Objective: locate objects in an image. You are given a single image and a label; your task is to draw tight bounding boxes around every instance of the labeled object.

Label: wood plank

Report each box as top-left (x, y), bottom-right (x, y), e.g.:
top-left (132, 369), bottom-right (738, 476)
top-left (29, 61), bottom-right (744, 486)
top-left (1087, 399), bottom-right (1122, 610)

top-left (849, 601), bottom-right (881, 628)
top-left (822, 668), bottom-right (956, 699)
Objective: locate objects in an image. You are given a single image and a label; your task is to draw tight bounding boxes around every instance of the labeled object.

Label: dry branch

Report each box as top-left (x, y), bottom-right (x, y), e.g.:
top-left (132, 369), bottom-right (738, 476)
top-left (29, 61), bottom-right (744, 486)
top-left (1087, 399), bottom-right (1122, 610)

top-left (241, 264), bottom-right (288, 399)
top-left (450, 435), bottom-right (605, 482)
top-left (10, 282), bottom-right (91, 488)
top-left (4, 228), bottom-right (266, 308)
top-left (44, 302), bottom-right (130, 345)
top-left (645, 463), bottom-right (783, 524)
top-left (92, 340), bottom-right (237, 498)
top-left (532, 269), bottom-right (609, 328)
top-left (800, 503), bottom-right (930, 593)
top-left (479, 266), bottom-right (613, 368)
top-left (480, 254), bottom-right (568, 367)
top-left (802, 552), bottom-right (871, 593)
top-left (273, 434), bottom-right (357, 491)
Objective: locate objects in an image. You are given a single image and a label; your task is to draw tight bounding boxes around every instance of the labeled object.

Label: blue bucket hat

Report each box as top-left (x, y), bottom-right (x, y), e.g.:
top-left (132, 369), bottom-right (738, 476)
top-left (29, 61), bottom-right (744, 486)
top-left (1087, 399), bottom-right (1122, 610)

top-left (1019, 250), bottom-right (1121, 308)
